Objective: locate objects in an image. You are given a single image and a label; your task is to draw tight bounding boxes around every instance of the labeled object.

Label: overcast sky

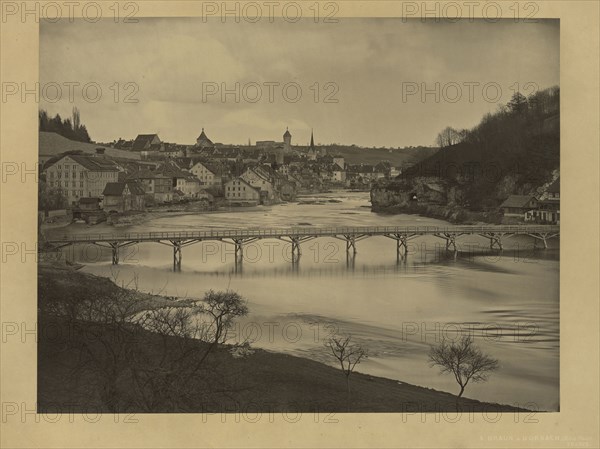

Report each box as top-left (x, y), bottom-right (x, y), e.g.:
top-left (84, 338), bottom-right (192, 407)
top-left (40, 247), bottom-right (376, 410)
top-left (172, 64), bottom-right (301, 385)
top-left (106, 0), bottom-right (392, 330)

top-left (40, 18), bottom-right (559, 147)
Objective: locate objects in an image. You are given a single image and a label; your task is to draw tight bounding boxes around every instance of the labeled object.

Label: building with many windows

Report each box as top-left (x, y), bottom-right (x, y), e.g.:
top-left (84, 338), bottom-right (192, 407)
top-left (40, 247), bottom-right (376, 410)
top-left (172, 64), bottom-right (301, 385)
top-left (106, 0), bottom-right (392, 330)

top-left (190, 160), bottom-right (225, 188)
top-left (44, 152), bottom-right (121, 206)
top-left (224, 178), bottom-right (260, 204)
top-left (126, 169), bottom-right (173, 204)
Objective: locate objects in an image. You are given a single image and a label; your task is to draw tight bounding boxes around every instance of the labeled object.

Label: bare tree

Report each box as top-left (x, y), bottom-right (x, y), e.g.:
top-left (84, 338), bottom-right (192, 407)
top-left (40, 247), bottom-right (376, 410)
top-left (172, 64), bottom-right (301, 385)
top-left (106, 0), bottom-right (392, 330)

top-left (428, 335), bottom-right (499, 404)
top-left (435, 126), bottom-right (463, 148)
top-left (200, 289), bottom-right (249, 345)
top-left (127, 289), bottom-right (249, 411)
top-left (326, 334), bottom-right (368, 410)
top-left (48, 278), bottom-right (249, 412)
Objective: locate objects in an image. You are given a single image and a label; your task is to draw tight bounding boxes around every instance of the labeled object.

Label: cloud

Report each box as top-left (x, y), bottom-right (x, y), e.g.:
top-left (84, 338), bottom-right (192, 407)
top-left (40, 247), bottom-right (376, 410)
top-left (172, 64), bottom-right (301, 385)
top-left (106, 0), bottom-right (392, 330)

top-left (40, 18), bottom-right (559, 147)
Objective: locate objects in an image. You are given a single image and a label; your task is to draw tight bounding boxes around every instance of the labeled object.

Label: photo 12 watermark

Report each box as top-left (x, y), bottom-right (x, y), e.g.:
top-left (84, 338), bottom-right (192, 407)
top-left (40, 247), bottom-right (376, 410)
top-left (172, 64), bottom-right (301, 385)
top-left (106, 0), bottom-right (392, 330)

top-left (200, 1), bottom-right (339, 23)
top-left (401, 81), bottom-right (539, 104)
top-left (201, 81), bottom-right (339, 104)
top-left (400, 1), bottom-right (540, 22)
top-left (1, 1), bottom-right (139, 23)
top-left (1, 402), bottom-right (138, 424)
top-left (2, 81), bottom-right (139, 104)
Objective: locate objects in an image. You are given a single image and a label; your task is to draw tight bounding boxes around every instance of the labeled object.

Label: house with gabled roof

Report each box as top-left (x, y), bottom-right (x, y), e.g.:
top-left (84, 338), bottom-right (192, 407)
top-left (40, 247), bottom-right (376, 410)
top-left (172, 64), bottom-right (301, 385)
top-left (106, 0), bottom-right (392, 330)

top-left (126, 169), bottom-right (173, 204)
top-left (132, 134), bottom-right (161, 151)
top-left (190, 160), bottom-right (226, 188)
top-left (44, 152), bottom-right (121, 206)
top-left (224, 178), bottom-right (261, 205)
top-left (240, 166), bottom-right (275, 203)
top-left (500, 195), bottom-right (538, 221)
top-left (102, 181), bottom-right (146, 212)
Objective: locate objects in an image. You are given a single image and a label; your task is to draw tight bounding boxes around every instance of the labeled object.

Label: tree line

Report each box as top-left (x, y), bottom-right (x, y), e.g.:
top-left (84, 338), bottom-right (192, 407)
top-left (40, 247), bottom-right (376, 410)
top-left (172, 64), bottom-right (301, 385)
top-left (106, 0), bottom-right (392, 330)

top-left (435, 87), bottom-right (560, 150)
top-left (39, 106), bottom-right (92, 143)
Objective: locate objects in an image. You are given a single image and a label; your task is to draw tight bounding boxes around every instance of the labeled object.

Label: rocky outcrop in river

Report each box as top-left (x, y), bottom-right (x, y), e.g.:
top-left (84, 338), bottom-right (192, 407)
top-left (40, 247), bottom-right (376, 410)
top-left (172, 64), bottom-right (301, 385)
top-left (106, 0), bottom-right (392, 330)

top-left (370, 177), bottom-right (502, 224)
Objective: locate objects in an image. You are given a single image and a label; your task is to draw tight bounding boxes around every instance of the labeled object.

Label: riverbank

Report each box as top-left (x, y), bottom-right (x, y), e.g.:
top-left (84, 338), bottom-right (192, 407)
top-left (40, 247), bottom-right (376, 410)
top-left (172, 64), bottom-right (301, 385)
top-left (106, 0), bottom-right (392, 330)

top-left (38, 260), bottom-right (528, 413)
top-left (370, 179), bottom-right (505, 224)
top-left (372, 202), bottom-right (502, 224)
top-left (40, 204), bottom-right (274, 236)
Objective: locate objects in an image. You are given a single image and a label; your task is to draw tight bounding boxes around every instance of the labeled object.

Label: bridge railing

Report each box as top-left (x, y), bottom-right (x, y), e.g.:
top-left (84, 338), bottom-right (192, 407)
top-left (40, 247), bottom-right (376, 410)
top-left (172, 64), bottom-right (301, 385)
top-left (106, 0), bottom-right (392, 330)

top-left (46, 224), bottom-right (560, 243)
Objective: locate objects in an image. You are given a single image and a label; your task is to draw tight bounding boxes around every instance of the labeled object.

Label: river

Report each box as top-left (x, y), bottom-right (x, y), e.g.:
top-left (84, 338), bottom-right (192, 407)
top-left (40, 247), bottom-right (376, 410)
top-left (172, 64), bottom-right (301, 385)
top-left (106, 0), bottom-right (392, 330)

top-left (45, 191), bottom-right (560, 411)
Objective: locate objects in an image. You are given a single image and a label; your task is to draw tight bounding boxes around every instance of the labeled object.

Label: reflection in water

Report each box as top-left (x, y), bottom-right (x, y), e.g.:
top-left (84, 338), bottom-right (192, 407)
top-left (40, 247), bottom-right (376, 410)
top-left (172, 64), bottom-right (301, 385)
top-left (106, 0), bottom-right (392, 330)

top-left (49, 192), bottom-right (559, 411)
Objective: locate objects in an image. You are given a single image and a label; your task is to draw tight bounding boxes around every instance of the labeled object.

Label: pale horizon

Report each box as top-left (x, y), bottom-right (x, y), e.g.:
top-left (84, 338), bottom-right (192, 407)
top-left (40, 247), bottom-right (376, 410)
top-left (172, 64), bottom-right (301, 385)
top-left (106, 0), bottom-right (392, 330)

top-left (40, 18), bottom-right (559, 148)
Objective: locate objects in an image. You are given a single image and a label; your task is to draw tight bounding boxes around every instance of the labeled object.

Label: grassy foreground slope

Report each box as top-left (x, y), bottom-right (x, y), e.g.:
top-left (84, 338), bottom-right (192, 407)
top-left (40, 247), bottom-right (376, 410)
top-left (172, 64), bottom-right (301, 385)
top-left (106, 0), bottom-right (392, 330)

top-left (38, 262), bottom-right (526, 413)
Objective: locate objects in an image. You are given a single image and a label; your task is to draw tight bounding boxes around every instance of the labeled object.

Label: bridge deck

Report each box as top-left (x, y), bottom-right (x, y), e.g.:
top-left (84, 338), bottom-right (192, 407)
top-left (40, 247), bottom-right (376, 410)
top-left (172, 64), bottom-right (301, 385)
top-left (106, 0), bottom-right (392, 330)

top-left (46, 225), bottom-right (560, 244)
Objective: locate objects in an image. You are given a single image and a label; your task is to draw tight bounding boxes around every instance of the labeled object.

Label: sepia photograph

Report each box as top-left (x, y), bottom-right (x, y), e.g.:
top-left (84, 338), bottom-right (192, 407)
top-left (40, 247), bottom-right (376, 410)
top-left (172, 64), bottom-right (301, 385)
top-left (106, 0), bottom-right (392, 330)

top-left (0, 0), bottom-right (599, 447)
top-left (34, 16), bottom-right (563, 417)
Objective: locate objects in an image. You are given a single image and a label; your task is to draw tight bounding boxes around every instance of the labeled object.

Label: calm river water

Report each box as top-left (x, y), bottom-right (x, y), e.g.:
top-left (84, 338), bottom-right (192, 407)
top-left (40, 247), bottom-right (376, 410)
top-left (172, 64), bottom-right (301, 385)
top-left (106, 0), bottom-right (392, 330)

top-left (47, 191), bottom-right (560, 411)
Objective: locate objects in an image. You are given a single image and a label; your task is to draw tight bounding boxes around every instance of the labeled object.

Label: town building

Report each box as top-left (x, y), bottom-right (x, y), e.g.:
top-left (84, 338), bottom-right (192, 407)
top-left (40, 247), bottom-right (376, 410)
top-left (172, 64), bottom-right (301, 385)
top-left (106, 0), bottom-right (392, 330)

top-left (102, 181), bottom-right (146, 213)
top-left (126, 169), bottom-right (173, 204)
top-left (330, 164), bottom-right (347, 183)
top-left (132, 134), bottom-right (161, 151)
top-left (255, 140), bottom-right (278, 148)
top-left (44, 152), bottom-right (121, 206)
top-left (240, 166), bottom-right (275, 203)
top-left (536, 177), bottom-right (560, 224)
top-left (500, 195), bottom-right (539, 221)
top-left (332, 155), bottom-right (345, 170)
top-left (224, 178), bottom-right (261, 205)
top-left (190, 160), bottom-right (225, 188)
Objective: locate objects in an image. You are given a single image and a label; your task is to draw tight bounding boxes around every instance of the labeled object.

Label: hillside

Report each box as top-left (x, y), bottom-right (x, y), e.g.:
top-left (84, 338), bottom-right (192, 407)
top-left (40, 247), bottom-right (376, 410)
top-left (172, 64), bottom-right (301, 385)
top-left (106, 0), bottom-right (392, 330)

top-left (373, 86), bottom-right (560, 215)
top-left (39, 131), bottom-right (140, 160)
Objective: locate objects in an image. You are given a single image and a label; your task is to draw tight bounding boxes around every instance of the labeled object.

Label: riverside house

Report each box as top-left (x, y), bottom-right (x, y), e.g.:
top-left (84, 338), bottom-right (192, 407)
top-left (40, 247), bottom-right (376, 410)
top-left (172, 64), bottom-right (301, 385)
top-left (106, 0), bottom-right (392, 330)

top-left (536, 177), bottom-right (560, 224)
top-left (224, 178), bottom-right (261, 205)
top-left (240, 166), bottom-right (275, 203)
top-left (102, 181), bottom-right (146, 213)
top-left (126, 169), bottom-right (173, 204)
top-left (44, 151), bottom-right (121, 206)
top-left (190, 160), bottom-right (226, 189)
top-left (500, 195), bottom-right (539, 221)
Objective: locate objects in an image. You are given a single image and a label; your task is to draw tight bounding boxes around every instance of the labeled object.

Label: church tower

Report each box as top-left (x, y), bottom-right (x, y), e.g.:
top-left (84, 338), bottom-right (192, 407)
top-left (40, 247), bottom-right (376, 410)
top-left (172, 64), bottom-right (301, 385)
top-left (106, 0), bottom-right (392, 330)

top-left (308, 129), bottom-right (317, 161)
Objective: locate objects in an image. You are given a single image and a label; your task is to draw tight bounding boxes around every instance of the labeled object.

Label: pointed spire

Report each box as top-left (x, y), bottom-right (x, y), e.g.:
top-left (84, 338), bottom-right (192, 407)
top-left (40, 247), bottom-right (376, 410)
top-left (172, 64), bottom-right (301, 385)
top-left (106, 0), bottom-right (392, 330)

top-left (310, 129), bottom-right (315, 149)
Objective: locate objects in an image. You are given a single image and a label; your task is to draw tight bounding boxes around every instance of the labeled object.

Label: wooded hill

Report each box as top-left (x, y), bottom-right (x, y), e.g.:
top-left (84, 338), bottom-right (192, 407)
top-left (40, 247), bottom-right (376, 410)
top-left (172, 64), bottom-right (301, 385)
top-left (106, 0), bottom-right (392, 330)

top-left (402, 86), bottom-right (560, 210)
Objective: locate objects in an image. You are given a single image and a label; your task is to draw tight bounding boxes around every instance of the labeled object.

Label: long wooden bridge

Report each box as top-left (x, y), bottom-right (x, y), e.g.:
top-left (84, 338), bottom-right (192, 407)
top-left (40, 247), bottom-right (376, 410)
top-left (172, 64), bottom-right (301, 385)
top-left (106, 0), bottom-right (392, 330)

top-left (45, 225), bottom-right (560, 271)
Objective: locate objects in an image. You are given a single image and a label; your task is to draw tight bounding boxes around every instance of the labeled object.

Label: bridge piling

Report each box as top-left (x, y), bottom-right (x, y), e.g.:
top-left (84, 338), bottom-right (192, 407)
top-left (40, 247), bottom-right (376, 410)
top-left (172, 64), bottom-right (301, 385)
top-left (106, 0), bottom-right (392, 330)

top-left (233, 239), bottom-right (243, 264)
top-left (290, 237), bottom-right (301, 263)
top-left (110, 242), bottom-right (119, 265)
top-left (343, 235), bottom-right (357, 257)
top-left (480, 232), bottom-right (504, 250)
top-left (442, 233), bottom-right (457, 252)
top-left (172, 241), bottom-right (182, 271)
top-left (532, 233), bottom-right (548, 249)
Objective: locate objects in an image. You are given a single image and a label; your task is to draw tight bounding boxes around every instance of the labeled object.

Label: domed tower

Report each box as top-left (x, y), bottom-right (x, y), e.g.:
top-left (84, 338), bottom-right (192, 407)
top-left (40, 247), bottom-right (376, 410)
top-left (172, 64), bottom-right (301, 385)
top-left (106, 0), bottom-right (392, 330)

top-left (283, 127), bottom-right (292, 153)
top-left (196, 128), bottom-right (213, 148)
